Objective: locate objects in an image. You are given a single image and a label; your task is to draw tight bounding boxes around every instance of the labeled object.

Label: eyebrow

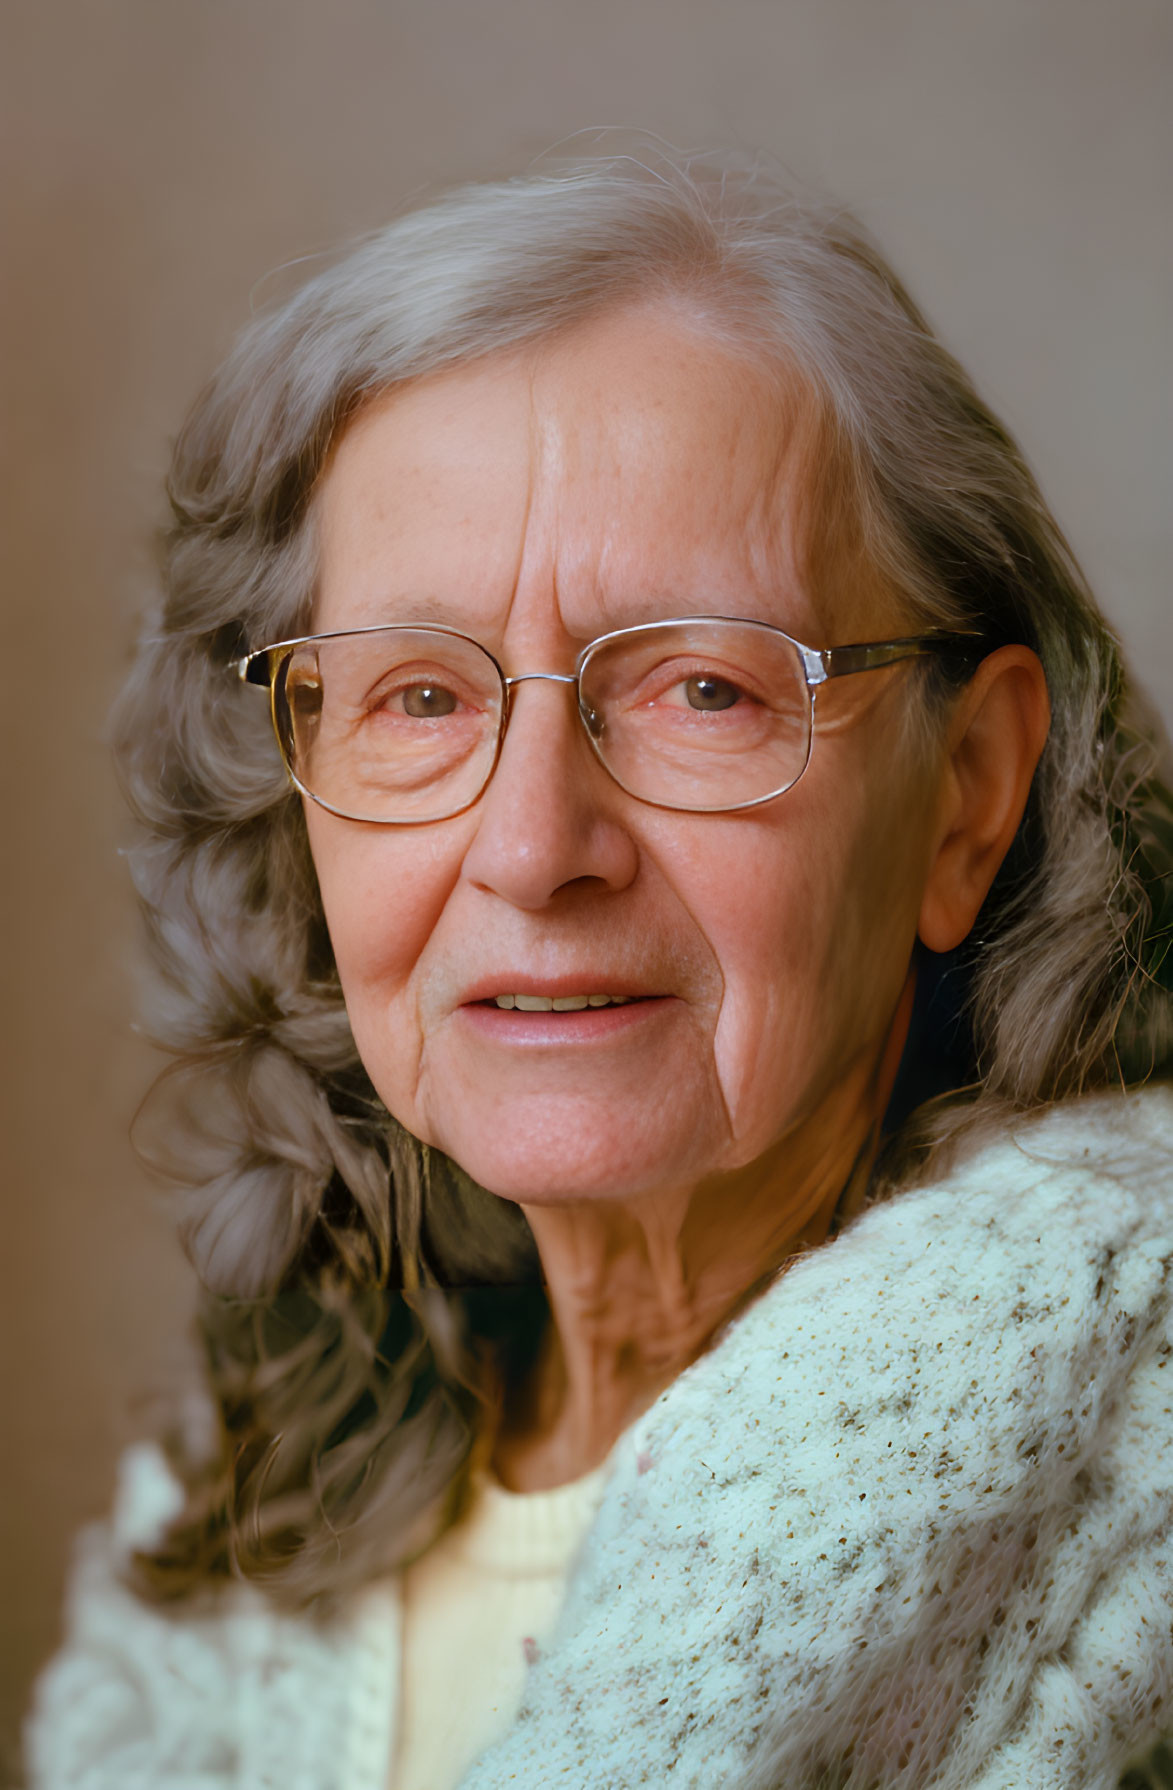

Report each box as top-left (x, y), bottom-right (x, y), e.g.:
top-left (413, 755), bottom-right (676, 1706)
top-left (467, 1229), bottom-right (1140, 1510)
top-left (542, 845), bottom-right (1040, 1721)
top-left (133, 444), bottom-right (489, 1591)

top-left (317, 587), bottom-right (806, 646)
top-left (324, 596), bottom-right (488, 633)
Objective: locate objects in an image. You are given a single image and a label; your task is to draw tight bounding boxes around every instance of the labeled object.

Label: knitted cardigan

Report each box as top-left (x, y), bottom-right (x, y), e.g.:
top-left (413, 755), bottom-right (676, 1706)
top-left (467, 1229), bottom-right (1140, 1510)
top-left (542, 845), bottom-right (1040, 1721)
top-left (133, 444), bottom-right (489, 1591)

top-left (26, 1086), bottom-right (1173, 1790)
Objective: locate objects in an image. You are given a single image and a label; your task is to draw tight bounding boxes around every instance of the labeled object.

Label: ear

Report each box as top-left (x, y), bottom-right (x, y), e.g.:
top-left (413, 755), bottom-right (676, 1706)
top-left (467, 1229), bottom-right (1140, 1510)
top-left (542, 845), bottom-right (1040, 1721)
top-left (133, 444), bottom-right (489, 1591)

top-left (918, 645), bottom-right (1051, 954)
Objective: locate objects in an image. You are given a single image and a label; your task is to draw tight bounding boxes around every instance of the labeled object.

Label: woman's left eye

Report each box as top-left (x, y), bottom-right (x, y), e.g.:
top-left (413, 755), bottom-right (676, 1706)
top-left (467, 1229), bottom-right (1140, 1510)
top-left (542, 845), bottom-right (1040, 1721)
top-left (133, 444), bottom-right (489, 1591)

top-left (646, 670), bottom-right (748, 712)
top-left (680, 674), bottom-right (742, 712)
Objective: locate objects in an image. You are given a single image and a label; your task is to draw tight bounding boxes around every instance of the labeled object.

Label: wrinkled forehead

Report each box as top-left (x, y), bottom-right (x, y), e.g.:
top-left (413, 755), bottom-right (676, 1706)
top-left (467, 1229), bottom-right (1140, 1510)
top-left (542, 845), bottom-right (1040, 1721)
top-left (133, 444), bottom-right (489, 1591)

top-left (312, 303), bottom-right (886, 649)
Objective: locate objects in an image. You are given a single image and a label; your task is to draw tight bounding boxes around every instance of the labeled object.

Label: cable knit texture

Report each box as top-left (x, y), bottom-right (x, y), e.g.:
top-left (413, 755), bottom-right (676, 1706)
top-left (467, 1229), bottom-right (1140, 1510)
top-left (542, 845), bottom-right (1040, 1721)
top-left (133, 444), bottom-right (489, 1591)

top-left (25, 1086), bottom-right (1173, 1790)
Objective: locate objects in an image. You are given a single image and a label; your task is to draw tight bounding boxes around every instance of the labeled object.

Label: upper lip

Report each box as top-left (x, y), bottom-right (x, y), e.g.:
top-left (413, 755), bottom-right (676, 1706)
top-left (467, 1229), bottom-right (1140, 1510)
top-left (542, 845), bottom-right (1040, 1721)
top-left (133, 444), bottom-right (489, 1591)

top-left (459, 975), bottom-right (662, 1005)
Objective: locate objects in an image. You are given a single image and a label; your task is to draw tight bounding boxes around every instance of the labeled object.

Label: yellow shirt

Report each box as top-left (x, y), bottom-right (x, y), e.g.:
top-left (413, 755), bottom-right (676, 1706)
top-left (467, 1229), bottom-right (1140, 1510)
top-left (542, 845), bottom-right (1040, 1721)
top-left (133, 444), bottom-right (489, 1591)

top-left (390, 1456), bottom-right (613, 1790)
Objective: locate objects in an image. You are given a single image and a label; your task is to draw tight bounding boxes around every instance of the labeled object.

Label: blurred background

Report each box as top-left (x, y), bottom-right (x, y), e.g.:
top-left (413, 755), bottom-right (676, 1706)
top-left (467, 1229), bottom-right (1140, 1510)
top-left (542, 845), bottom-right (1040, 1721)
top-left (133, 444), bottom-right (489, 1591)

top-left (1, 0), bottom-right (1169, 1765)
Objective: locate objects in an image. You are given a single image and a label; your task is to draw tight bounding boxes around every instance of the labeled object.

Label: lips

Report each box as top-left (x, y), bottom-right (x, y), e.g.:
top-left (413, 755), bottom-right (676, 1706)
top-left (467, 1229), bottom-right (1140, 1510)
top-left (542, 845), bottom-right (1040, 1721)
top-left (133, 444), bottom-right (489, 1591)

top-left (488, 992), bottom-right (640, 1011)
top-left (453, 973), bottom-right (668, 1042)
top-left (458, 975), bottom-right (660, 1009)
top-left (455, 988), bottom-right (668, 1044)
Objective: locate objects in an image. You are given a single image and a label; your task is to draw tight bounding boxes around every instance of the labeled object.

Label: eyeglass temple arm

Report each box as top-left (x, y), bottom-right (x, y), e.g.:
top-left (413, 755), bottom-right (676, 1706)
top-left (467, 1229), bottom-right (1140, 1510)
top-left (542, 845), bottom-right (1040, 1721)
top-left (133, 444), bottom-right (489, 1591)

top-left (237, 650), bottom-right (275, 686)
top-left (801, 634), bottom-right (984, 687)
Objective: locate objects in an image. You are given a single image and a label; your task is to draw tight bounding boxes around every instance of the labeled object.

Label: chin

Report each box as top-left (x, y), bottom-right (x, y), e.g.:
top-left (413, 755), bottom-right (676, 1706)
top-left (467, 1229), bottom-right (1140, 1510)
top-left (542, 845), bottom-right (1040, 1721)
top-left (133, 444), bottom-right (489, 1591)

top-left (439, 1144), bottom-right (665, 1210)
top-left (428, 1103), bottom-right (706, 1211)
top-left (399, 1051), bottom-right (736, 1210)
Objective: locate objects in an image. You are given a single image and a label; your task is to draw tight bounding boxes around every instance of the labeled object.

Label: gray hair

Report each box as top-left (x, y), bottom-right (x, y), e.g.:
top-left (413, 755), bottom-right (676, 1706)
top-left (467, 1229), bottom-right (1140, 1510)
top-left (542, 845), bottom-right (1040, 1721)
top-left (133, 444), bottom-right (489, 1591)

top-left (113, 145), bottom-right (1173, 1610)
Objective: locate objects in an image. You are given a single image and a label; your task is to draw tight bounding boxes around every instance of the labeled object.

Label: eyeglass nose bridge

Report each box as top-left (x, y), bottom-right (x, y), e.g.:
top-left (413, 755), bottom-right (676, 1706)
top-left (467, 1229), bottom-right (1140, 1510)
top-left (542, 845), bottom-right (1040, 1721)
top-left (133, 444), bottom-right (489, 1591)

top-left (500, 669), bottom-right (607, 745)
top-left (502, 671), bottom-right (579, 689)
top-left (501, 670), bottom-right (581, 719)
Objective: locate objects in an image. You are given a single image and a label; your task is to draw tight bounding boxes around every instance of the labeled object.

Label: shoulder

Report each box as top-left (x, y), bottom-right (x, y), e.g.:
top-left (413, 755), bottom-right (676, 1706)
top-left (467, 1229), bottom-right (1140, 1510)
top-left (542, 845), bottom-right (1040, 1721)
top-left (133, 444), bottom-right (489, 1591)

top-left (717, 1084), bottom-right (1173, 1436)
top-left (24, 1444), bottom-right (398, 1789)
top-left (911, 1080), bottom-right (1173, 1219)
top-left (457, 1093), bottom-right (1173, 1786)
top-left (25, 1446), bottom-right (263, 1785)
top-left (876, 1079), bottom-right (1173, 1243)
top-left (820, 1081), bottom-right (1173, 1336)
top-left (603, 1082), bottom-right (1173, 1570)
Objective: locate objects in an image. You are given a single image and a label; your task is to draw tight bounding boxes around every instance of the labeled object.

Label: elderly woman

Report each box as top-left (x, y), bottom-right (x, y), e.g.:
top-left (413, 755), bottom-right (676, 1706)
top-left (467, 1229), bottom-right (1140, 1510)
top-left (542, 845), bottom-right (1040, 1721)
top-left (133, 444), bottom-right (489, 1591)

top-left (27, 149), bottom-right (1173, 1790)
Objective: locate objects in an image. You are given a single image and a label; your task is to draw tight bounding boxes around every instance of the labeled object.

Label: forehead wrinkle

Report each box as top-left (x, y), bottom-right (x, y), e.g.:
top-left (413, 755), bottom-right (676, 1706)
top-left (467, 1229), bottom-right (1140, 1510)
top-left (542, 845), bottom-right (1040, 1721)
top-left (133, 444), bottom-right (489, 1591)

top-left (498, 341), bottom-right (678, 656)
top-left (741, 419), bottom-right (815, 632)
top-left (541, 383), bottom-right (804, 639)
top-left (477, 346), bottom-right (586, 667)
top-left (510, 343), bottom-right (623, 648)
top-left (490, 354), bottom-right (543, 651)
top-left (593, 424), bottom-right (808, 637)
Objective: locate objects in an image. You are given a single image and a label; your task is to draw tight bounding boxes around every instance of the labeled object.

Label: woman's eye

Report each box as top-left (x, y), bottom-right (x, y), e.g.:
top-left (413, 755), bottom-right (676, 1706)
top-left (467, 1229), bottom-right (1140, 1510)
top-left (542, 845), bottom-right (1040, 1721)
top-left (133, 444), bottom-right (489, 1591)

top-left (396, 683), bottom-right (459, 718)
top-left (682, 674), bottom-right (742, 712)
top-left (635, 665), bottom-right (756, 715)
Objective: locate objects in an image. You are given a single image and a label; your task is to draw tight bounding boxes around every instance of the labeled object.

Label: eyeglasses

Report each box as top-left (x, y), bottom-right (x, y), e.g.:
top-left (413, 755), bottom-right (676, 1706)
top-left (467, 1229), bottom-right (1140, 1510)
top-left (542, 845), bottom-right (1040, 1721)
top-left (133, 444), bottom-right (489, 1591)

top-left (235, 617), bottom-right (982, 824)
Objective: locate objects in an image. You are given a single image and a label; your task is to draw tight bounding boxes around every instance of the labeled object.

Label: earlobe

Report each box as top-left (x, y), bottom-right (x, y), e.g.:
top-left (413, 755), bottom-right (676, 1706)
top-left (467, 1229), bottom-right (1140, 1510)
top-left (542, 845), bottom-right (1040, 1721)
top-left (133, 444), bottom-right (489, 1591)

top-left (917, 646), bottom-right (1051, 955)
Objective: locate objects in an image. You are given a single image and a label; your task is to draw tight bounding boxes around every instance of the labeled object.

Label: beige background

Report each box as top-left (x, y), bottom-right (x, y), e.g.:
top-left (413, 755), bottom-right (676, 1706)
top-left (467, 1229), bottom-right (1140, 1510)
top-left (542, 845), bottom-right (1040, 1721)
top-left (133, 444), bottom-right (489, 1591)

top-left (2, 0), bottom-right (1169, 1767)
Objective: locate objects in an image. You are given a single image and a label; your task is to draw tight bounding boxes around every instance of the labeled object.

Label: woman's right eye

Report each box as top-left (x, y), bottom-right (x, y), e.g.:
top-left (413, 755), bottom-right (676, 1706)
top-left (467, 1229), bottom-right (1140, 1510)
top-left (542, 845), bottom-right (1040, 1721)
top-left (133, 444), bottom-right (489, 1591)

top-left (395, 682), bottom-right (459, 718)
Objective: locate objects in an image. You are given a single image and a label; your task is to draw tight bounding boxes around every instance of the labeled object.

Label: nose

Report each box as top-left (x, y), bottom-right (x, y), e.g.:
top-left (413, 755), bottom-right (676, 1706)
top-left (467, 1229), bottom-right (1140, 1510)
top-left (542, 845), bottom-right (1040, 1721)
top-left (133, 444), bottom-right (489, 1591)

top-left (460, 676), bottom-right (640, 910)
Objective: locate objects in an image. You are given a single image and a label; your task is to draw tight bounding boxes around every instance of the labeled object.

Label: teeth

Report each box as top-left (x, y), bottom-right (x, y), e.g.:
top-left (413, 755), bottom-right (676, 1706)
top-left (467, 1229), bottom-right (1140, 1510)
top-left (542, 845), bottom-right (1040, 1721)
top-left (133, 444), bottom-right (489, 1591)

top-left (493, 993), bottom-right (633, 1011)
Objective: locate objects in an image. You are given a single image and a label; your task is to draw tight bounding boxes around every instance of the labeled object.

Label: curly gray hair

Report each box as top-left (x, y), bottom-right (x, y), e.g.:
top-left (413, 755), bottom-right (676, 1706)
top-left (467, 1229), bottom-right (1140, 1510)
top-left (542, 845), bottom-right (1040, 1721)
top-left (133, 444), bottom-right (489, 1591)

top-left (113, 145), bottom-right (1173, 1610)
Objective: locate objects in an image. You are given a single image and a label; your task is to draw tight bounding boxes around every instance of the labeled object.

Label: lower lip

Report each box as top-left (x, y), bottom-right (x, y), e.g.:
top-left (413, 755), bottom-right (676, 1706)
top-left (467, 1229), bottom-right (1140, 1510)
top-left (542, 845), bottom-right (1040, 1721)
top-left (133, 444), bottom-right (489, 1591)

top-left (457, 998), bottom-right (672, 1044)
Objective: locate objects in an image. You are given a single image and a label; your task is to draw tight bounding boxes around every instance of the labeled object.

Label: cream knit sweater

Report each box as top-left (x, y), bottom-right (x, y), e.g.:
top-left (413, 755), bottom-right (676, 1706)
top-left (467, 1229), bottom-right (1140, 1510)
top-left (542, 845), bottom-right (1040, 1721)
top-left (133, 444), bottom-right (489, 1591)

top-left (25, 1086), bottom-right (1173, 1789)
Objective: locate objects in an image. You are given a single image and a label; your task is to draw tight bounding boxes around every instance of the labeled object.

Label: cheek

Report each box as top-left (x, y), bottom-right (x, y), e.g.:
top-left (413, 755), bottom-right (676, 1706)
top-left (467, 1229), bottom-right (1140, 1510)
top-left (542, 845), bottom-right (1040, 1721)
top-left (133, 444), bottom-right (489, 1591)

top-left (700, 829), bottom-right (843, 1126)
top-left (698, 787), bottom-right (927, 1138)
top-left (304, 809), bottom-right (463, 1076)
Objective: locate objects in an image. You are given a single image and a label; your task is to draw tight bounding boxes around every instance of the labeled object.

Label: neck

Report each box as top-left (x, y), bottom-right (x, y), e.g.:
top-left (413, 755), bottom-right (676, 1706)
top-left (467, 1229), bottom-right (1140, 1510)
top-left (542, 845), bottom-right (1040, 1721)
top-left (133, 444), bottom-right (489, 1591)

top-left (492, 972), bottom-right (916, 1491)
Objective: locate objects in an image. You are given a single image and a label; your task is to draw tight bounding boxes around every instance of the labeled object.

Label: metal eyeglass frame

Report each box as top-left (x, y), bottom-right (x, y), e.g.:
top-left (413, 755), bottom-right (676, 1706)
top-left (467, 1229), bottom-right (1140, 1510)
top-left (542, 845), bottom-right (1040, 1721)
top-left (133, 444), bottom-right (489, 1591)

top-left (234, 616), bottom-right (985, 821)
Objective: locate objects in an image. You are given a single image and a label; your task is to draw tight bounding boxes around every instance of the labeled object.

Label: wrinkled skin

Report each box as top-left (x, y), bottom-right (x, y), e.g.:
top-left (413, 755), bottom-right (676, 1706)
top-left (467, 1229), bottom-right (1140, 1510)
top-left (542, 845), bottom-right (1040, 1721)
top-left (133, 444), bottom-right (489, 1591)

top-left (304, 304), bottom-right (1050, 1486)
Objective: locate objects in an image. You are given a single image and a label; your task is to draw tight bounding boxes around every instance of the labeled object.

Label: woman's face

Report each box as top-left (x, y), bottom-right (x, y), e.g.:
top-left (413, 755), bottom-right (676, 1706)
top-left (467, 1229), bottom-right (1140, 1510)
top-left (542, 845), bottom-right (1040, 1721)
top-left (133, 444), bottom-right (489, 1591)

top-left (305, 305), bottom-right (943, 1207)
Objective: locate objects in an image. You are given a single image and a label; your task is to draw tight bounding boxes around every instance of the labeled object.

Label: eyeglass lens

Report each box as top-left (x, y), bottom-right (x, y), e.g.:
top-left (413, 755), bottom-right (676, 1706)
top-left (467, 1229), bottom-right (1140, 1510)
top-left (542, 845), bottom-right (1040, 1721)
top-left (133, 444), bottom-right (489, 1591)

top-left (274, 620), bottom-right (814, 823)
